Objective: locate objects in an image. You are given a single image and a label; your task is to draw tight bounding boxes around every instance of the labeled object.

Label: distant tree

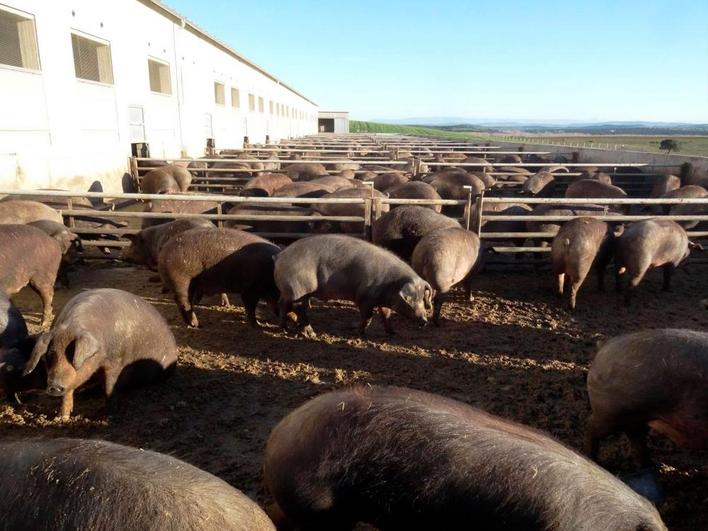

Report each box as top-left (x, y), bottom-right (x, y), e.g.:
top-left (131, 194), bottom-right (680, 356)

top-left (660, 139), bottom-right (679, 154)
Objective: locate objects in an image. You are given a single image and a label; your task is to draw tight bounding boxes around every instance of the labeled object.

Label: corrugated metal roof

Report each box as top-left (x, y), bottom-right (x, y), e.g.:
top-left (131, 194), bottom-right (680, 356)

top-left (138, 0), bottom-right (317, 106)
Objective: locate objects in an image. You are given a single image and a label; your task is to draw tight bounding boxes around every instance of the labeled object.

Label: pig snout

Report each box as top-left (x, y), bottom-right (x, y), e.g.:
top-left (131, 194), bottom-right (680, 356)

top-left (46, 381), bottom-right (66, 396)
top-left (417, 314), bottom-right (428, 328)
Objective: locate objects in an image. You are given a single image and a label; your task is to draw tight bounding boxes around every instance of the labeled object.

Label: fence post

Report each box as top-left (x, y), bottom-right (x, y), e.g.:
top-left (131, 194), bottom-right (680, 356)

top-left (67, 198), bottom-right (75, 229)
top-left (364, 198), bottom-right (372, 241)
top-left (129, 156), bottom-right (140, 191)
top-left (473, 192), bottom-right (484, 236)
top-left (216, 203), bottom-right (223, 228)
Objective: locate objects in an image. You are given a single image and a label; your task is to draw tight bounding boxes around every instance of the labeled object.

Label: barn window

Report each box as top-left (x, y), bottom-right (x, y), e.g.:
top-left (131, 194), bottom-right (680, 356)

top-left (231, 87), bottom-right (240, 109)
top-left (258, 96), bottom-right (264, 113)
top-left (71, 33), bottom-right (113, 84)
top-left (214, 81), bottom-right (225, 104)
top-left (148, 58), bottom-right (171, 94)
top-left (269, 100), bottom-right (274, 114)
top-left (248, 93), bottom-right (255, 112)
top-left (0, 6), bottom-right (40, 70)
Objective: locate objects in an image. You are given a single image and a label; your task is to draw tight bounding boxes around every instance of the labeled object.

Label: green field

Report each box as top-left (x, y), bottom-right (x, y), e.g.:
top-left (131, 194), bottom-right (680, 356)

top-left (498, 135), bottom-right (708, 157)
top-left (349, 120), bottom-right (493, 141)
top-left (349, 121), bottom-right (708, 157)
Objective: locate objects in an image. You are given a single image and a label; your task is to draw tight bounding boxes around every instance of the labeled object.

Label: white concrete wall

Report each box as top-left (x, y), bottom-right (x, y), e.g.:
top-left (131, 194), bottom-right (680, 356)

top-left (0, 0), bottom-right (318, 192)
top-left (496, 141), bottom-right (708, 184)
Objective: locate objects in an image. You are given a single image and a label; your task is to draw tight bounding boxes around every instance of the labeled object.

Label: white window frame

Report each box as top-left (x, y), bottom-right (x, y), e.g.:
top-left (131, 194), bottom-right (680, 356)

top-left (70, 30), bottom-right (114, 85)
top-left (214, 81), bottom-right (225, 105)
top-left (0, 4), bottom-right (41, 73)
top-left (147, 56), bottom-right (171, 95)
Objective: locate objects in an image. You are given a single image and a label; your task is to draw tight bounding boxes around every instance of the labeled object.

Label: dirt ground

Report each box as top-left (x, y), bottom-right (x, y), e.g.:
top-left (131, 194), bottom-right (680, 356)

top-left (1, 258), bottom-right (707, 530)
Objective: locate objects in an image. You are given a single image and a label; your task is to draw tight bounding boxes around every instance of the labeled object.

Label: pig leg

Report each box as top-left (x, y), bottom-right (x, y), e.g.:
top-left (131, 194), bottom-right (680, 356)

top-left (584, 413), bottom-right (617, 460)
top-left (59, 389), bottom-right (75, 419)
top-left (242, 290), bottom-right (260, 328)
top-left (625, 424), bottom-right (652, 468)
top-left (174, 280), bottom-right (199, 328)
top-left (220, 293), bottom-right (231, 307)
top-left (358, 303), bottom-right (375, 336)
top-left (432, 293), bottom-right (446, 326)
top-left (297, 297), bottom-right (315, 338)
top-left (378, 307), bottom-right (394, 335)
top-left (662, 264), bottom-right (674, 291)
top-left (278, 297), bottom-right (294, 331)
top-left (556, 273), bottom-right (565, 297)
top-left (29, 278), bottom-right (54, 327)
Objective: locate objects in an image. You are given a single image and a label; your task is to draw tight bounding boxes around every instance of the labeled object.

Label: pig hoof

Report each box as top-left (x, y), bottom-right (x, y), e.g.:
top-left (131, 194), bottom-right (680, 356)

top-left (301, 325), bottom-right (317, 339)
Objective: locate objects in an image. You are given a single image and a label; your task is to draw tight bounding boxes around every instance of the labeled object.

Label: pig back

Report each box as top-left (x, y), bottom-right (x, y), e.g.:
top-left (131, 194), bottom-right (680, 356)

top-left (53, 288), bottom-right (177, 368)
top-left (0, 438), bottom-right (275, 530)
top-left (0, 225), bottom-right (62, 289)
top-left (372, 206), bottom-right (461, 262)
top-left (158, 228), bottom-right (280, 293)
top-left (274, 235), bottom-right (417, 302)
top-left (0, 200), bottom-right (63, 225)
top-left (588, 329), bottom-right (708, 446)
top-left (412, 228), bottom-right (480, 292)
top-left (265, 386), bottom-right (665, 531)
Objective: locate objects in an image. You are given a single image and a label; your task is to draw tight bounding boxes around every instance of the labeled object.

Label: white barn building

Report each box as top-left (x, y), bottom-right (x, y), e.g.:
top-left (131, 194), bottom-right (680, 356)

top-left (0, 0), bottom-right (318, 192)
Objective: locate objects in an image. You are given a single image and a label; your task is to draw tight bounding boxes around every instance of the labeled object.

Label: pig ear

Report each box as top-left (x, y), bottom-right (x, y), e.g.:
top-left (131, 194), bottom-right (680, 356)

top-left (689, 241), bottom-right (704, 252)
top-left (423, 283), bottom-right (433, 311)
top-left (22, 333), bottom-right (51, 376)
top-left (72, 334), bottom-right (100, 369)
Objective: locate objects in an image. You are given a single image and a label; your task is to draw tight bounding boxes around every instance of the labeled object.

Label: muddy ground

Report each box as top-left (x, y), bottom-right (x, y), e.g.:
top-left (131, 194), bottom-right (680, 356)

top-left (2, 259), bottom-right (707, 530)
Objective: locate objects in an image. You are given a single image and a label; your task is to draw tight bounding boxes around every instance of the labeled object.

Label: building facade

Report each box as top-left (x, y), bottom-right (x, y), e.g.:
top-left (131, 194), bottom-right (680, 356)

top-left (318, 111), bottom-right (349, 134)
top-left (0, 0), bottom-right (318, 192)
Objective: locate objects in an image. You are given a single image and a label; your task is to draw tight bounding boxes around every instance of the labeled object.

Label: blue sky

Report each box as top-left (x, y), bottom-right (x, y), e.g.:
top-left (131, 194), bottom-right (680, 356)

top-left (167, 0), bottom-right (708, 123)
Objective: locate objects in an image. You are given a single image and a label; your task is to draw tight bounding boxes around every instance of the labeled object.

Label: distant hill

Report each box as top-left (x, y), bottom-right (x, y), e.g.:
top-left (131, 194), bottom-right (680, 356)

top-left (373, 118), bottom-right (708, 136)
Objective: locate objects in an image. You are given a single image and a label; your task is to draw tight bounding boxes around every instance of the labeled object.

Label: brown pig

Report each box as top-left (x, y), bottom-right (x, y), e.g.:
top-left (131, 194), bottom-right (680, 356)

top-left (551, 218), bottom-right (616, 309)
top-left (274, 235), bottom-right (432, 337)
top-left (123, 218), bottom-right (215, 269)
top-left (0, 438), bottom-right (275, 530)
top-left (0, 225), bottom-right (61, 325)
top-left (316, 187), bottom-right (389, 233)
top-left (0, 200), bottom-right (63, 225)
top-left (411, 228), bottom-right (481, 324)
top-left (141, 165), bottom-right (192, 194)
top-left (565, 179), bottom-right (627, 199)
top-left (387, 181), bottom-right (442, 212)
top-left (241, 173), bottom-right (292, 197)
top-left (372, 206), bottom-right (461, 262)
top-left (615, 219), bottom-right (701, 305)
top-left (265, 386), bottom-right (666, 531)
top-left (285, 162), bottom-right (328, 181)
top-left (521, 171), bottom-right (555, 196)
top-left (23, 288), bottom-right (177, 418)
top-left (586, 329), bottom-right (708, 467)
top-left (650, 175), bottom-right (681, 198)
top-left (158, 228), bottom-right (280, 328)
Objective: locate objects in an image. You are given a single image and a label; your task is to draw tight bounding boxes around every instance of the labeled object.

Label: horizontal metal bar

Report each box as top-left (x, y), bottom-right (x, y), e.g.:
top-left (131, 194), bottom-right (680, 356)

top-left (136, 158), bottom-right (408, 165)
top-left (381, 198), bottom-right (467, 205)
top-left (484, 215), bottom-right (708, 221)
top-left (0, 190), bottom-right (366, 204)
top-left (482, 197), bottom-right (708, 204)
top-left (427, 162), bottom-right (653, 167)
top-left (63, 210), bottom-right (364, 222)
top-left (482, 232), bottom-right (554, 238)
top-left (491, 247), bottom-right (552, 253)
